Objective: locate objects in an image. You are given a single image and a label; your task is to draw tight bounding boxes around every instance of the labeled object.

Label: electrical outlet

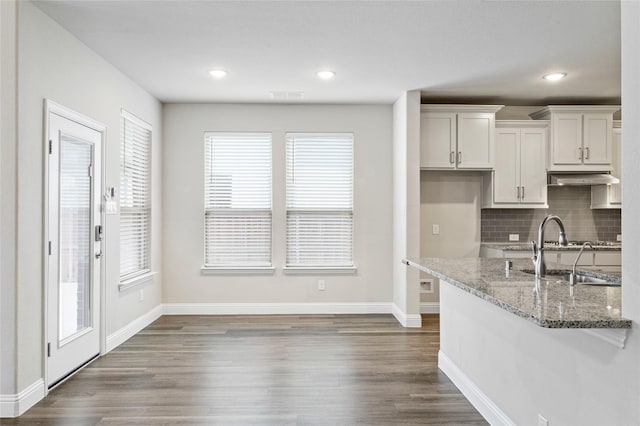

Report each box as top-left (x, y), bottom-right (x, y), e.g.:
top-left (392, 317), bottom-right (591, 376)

top-left (318, 280), bottom-right (325, 291)
top-left (139, 289), bottom-right (144, 302)
top-left (432, 224), bottom-right (440, 235)
top-left (617, 234), bottom-right (622, 242)
top-left (509, 234), bottom-right (520, 241)
top-left (537, 414), bottom-right (549, 426)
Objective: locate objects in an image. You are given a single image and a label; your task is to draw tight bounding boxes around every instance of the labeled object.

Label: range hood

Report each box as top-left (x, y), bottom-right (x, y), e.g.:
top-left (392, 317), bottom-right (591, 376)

top-left (548, 173), bottom-right (620, 186)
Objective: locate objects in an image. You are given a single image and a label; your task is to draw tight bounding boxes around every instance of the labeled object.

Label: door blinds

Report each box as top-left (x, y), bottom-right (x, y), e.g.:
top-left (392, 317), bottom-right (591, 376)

top-left (204, 133), bottom-right (272, 267)
top-left (119, 111), bottom-right (151, 281)
top-left (286, 133), bottom-right (354, 267)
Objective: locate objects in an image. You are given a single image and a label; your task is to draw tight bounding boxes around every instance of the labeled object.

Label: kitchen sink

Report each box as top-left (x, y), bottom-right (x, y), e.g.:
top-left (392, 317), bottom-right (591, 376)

top-left (521, 269), bottom-right (620, 286)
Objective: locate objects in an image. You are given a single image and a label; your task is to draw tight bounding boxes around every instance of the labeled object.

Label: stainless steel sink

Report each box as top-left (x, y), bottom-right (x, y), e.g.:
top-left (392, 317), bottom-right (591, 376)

top-left (521, 269), bottom-right (620, 286)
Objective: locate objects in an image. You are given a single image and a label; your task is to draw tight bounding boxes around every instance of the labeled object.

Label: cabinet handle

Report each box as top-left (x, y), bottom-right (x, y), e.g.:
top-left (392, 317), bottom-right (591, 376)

top-left (522, 186), bottom-right (525, 200)
top-left (517, 186), bottom-right (521, 199)
top-left (585, 147), bottom-right (590, 160)
top-left (578, 147), bottom-right (583, 160)
top-left (450, 151), bottom-right (455, 164)
top-left (458, 151), bottom-right (462, 164)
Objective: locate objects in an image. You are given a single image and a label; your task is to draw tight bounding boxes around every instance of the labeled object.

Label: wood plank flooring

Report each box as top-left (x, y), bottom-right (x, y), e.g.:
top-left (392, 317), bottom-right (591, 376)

top-left (6, 314), bottom-right (487, 425)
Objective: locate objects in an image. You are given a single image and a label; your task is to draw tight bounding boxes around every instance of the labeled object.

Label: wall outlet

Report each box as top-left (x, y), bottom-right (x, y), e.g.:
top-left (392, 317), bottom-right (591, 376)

top-left (617, 234), bottom-right (622, 242)
top-left (139, 289), bottom-right (144, 302)
top-left (537, 414), bottom-right (549, 426)
top-left (419, 279), bottom-right (434, 293)
top-left (318, 280), bottom-right (325, 291)
top-left (432, 224), bottom-right (440, 235)
top-left (509, 234), bottom-right (520, 241)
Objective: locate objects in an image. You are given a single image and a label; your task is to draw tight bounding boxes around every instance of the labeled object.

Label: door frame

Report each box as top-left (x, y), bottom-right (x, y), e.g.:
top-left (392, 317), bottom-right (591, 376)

top-left (43, 99), bottom-right (107, 392)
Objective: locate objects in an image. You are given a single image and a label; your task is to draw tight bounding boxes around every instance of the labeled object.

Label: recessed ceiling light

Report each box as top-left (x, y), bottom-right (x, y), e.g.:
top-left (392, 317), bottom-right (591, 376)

top-left (209, 69), bottom-right (227, 79)
top-left (317, 70), bottom-right (336, 80)
top-left (543, 72), bottom-right (567, 81)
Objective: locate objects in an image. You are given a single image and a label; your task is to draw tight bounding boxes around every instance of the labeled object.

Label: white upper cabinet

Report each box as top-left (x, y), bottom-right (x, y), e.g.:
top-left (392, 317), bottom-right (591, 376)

top-left (591, 122), bottom-right (622, 208)
top-left (484, 121), bottom-right (548, 208)
top-left (530, 106), bottom-right (620, 172)
top-left (420, 105), bottom-right (503, 170)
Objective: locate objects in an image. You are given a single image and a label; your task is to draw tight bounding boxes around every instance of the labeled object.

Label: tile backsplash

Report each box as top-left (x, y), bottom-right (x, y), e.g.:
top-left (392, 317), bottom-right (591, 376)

top-left (481, 186), bottom-right (621, 242)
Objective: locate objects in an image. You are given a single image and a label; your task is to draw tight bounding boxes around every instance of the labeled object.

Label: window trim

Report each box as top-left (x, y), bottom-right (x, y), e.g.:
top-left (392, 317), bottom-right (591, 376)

top-left (203, 132), bottom-right (273, 269)
top-left (285, 132), bottom-right (355, 268)
top-left (119, 109), bottom-right (152, 283)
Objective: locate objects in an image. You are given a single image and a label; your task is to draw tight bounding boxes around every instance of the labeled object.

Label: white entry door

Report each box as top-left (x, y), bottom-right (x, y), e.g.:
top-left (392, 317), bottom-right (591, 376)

top-left (46, 103), bottom-right (103, 386)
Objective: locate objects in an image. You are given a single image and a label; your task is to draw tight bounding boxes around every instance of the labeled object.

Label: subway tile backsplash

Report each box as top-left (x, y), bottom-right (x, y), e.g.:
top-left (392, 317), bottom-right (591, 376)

top-left (481, 186), bottom-right (621, 242)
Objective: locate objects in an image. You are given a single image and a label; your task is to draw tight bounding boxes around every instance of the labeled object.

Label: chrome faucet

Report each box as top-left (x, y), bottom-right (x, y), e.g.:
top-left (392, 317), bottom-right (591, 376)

top-left (531, 215), bottom-right (568, 278)
top-left (570, 242), bottom-right (593, 285)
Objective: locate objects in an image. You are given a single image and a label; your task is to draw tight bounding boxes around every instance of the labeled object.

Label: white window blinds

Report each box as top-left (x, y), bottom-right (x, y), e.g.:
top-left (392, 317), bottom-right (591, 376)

top-left (119, 110), bottom-right (152, 281)
top-left (204, 133), bottom-right (272, 267)
top-left (286, 133), bottom-right (354, 267)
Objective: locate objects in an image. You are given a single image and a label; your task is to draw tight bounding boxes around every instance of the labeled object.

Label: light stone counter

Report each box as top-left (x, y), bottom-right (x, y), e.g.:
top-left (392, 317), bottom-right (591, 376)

top-left (404, 257), bottom-right (631, 329)
top-left (481, 242), bottom-right (621, 251)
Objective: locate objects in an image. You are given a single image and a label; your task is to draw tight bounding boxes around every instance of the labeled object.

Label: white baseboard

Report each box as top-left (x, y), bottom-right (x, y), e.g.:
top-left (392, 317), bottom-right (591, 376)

top-left (106, 304), bottom-right (163, 353)
top-left (420, 302), bottom-right (440, 314)
top-left (0, 379), bottom-right (45, 418)
top-left (438, 350), bottom-right (515, 426)
top-left (163, 302), bottom-right (392, 315)
top-left (391, 303), bottom-right (422, 328)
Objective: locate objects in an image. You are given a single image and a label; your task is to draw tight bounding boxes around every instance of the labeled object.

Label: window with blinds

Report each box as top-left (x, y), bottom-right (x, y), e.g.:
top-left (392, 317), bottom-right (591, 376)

top-left (204, 133), bottom-right (272, 267)
top-left (119, 110), bottom-right (152, 281)
top-left (286, 133), bottom-right (354, 267)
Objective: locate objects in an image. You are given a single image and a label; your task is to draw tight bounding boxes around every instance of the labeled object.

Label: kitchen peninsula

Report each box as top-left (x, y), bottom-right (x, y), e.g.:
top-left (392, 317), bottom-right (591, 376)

top-left (404, 257), bottom-right (633, 425)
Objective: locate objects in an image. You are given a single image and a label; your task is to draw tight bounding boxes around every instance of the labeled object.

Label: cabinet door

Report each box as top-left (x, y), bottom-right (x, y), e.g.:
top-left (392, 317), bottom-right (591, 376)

top-left (609, 128), bottom-right (622, 203)
top-left (493, 128), bottom-right (520, 203)
top-left (552, 113), bottom-right (582, 165)
top-left (420, 113), bottom-right (456, 169)
top-left (457, 113), bottom-right (493, 169)
top-left (520, 128), bottom-right (547, 204)
top-left (583, 113), bottom-right (612, 165)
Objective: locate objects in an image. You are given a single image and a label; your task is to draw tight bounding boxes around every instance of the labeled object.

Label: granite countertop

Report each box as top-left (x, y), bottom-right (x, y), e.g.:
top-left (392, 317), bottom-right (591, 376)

top-left (404, 257), bottom-right (631, 329)
top-left (481, 242), bottom-right (621, 251)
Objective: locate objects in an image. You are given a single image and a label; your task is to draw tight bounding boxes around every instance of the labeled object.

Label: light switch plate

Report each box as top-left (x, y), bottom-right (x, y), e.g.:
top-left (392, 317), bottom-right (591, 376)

top-left (509, 234), bottom-right (520, 241)
top-left (105, 200), bottom-right (117, 215)
top-left (432, 224), bottom-right (440, 235)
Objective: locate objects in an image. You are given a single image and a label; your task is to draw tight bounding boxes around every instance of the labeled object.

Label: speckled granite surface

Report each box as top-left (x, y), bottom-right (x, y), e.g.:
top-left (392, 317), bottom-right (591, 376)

top-left (404, 257), bottom-right (631, 329)
top-left (481, 242), bottom-right (621, 251)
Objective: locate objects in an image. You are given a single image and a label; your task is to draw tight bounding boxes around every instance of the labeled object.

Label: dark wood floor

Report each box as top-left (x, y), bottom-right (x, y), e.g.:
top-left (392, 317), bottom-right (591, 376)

top-left (6, 314), bottom-right (487, 425)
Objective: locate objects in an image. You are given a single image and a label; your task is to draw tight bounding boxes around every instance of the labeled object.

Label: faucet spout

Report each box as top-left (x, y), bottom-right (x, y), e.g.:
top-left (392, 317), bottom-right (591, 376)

top-left (533, 215), bottom-right (568, 278)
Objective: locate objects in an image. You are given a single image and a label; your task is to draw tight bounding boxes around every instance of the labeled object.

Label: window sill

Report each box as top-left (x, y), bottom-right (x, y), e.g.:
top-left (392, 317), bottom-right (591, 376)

top-left (200, 266), bottom-right (276, 275)
top-left (119, 271), bottom-right (156, 292)
top-left (283, 266), bottom-right (357, 275)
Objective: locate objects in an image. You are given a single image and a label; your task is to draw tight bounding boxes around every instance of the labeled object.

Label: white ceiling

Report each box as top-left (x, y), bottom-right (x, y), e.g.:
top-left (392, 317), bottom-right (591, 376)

top-left (33, 0), bottom-right (621, 105)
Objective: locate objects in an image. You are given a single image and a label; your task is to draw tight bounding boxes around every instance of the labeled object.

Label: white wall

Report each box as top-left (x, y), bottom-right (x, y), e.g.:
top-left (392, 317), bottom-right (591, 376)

top-left (162, 103), bottom-right (392, 306)
top-left (13, 1), bottom-right (162, 392)
top-left (621, 2), bottom-right (640, 421)
top-left (0, 0), bottom-right (18, 397)
top-left (440, 283), bottom-right (639, 425)
top-left (420, 171), bottom-right (483, 303)
top-left (392, 91), bottom-right (421, 324)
